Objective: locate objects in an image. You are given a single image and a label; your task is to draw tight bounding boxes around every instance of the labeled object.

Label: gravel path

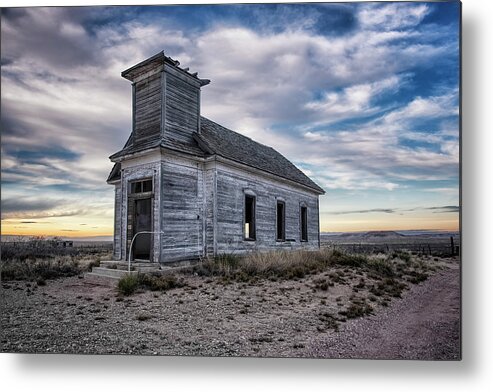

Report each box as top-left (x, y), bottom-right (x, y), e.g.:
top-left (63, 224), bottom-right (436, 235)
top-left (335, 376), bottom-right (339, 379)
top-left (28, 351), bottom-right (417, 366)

top-left (308, 264), bottom-right (461, 360)
top-left (1, 260), bottom-right (460, 359)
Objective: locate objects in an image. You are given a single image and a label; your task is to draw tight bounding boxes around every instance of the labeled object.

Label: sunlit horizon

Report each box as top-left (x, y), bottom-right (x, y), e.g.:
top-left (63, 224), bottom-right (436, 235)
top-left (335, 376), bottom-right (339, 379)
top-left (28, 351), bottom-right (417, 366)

top-left (2, 219), bottom-right (459, 239)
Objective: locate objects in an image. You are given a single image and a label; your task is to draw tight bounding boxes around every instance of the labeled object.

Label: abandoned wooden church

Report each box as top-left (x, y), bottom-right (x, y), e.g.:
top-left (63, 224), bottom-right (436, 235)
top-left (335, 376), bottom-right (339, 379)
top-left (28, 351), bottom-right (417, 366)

top-left (107, 52), bottom-right (325, 263)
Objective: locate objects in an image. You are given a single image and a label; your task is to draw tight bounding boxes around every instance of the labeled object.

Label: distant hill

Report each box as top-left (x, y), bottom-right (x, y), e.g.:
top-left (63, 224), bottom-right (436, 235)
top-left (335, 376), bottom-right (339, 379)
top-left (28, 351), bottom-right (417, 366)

top-left (320, 230), bottom-right (460, 244)
top-left (322, 230), bottom-right (404, 239)
top-left (322, 230), bottom-right (459, 238)
top-left (362, 231), bottom-right (405, 238)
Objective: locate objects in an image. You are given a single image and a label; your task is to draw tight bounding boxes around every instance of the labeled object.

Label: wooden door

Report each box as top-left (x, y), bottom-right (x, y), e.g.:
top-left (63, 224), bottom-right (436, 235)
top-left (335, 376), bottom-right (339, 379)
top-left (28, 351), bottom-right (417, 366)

top-left (133, 198), bottom-right (152, 260)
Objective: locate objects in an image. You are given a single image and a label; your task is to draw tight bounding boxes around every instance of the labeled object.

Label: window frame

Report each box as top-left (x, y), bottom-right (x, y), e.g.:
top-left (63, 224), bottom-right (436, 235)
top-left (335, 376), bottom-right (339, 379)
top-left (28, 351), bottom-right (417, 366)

top-left (244, 193), bottom-right (256, 241)
top-left (276, 200), bottom-right (286, 242)
top-left (129, 178), bottom-right (153, 196)
top-left (300, 204), bottom-right (308, 242)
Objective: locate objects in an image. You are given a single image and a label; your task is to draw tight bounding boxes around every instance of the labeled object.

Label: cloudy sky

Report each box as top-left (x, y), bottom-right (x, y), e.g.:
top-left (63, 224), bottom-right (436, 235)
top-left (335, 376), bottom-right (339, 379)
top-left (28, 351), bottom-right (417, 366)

top-left (1, 1), bottom-right (460, 237)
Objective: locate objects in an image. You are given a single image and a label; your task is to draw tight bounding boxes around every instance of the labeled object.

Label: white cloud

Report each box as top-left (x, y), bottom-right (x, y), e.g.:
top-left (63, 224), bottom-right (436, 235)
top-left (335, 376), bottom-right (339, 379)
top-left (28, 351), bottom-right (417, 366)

top-left (358, 3), bottom-right (430, 31)
top-left (383, 92), bottom-right (459, 125)
top-left (304, 75), bottom-right (401, 123)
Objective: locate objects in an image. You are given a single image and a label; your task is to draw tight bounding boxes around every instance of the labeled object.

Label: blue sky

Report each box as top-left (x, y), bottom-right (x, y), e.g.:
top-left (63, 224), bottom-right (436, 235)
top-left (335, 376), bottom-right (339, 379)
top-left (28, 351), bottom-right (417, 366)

top-left (0, 1), bottom-right (460, 236)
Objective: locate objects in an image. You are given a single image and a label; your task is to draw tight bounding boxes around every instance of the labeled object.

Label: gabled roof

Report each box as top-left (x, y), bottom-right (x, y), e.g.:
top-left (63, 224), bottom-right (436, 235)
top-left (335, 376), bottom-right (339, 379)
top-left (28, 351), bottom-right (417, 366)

top-left (195, 117), bottom-right (325, 194)
top-left (107, 117), bottom-right (324, 194)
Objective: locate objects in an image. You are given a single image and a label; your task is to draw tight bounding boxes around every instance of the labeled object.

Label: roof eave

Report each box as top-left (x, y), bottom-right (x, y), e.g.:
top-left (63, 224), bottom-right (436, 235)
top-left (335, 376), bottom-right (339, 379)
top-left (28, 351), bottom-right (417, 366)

top-left (107, 178), bottom-right (121, 185)
top-left (109, 144), bottom-right (161, 162)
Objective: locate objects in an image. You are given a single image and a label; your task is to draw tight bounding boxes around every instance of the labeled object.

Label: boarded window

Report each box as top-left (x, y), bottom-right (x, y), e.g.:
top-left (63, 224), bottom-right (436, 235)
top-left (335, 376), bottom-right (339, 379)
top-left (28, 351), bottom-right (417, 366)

top-left (300, 206), bottom-right (308, 242)
top-left (244, 195), bottom-right (256, 240)
top-left (276, 201), bottom-right (285, 241)
top-left (130, 179), bottom-right (153, 194)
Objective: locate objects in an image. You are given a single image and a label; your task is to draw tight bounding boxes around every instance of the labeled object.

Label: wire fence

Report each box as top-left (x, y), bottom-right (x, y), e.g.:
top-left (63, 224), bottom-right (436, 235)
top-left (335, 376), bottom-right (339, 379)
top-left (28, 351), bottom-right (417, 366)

top-left (321, 236), bottom-right (460, 257)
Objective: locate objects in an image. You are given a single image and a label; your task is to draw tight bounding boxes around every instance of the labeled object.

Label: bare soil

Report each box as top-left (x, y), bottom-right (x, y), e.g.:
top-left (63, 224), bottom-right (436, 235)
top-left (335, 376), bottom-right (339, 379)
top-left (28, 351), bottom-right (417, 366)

top-left (308, 263), bottom-right (461, 359)
top-left (0, 257), bottom-right (460, 359)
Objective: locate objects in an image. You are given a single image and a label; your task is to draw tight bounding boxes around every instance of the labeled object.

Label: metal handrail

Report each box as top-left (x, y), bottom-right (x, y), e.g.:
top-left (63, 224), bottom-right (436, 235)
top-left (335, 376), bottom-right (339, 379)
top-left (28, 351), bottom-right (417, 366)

top-left (127, 231), bottom-right (164, 272)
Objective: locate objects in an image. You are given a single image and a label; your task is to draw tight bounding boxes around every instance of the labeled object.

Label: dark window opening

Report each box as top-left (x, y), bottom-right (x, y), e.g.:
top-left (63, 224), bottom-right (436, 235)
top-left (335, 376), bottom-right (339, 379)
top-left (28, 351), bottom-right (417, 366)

top-left (276, 201), bottom-right (285, 241)
top-left (131, 179), bottom-right (153, 194)
top-left (142, 179), bottom-right (152, 192)
top-left (301, 206), bottom-right (308, 242)
top-left (245, 195), bottom-right (256, 240)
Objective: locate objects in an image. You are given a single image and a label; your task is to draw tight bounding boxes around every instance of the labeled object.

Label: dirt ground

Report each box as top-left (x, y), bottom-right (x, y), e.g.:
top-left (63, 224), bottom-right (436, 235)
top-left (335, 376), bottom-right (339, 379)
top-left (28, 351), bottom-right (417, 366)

top-left (0, 257), bottom-right (460, 359)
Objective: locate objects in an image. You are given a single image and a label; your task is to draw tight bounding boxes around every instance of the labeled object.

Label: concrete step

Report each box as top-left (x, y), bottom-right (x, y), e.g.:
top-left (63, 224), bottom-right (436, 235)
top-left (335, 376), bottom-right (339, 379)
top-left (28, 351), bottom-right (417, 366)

top-left (88, 267), bottom-right (139, 279)
top-left (83, 273), bottom-right (120, 284)
top-left (100, 261), bottom-right (161, 272)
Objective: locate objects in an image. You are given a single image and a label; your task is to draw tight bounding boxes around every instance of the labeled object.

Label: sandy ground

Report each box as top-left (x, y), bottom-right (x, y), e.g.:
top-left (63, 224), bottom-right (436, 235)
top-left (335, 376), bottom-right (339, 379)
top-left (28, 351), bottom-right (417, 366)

top-left (0, 258), bottom-right (460, 359)
top-left (308, 263), bottom-right (460, 359)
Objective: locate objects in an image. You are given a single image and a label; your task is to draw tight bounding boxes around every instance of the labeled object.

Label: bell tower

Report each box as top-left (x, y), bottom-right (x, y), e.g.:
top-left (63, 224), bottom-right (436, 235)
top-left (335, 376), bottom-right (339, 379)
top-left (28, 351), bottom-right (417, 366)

top-left (121, 51), bottom-right (209, 147)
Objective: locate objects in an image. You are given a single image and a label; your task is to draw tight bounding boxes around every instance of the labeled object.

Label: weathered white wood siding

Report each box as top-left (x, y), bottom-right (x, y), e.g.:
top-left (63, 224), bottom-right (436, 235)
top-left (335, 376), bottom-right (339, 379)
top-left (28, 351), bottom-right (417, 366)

top-left (115, 152), bottom-right (321, 262)
top-left (213, 163), bottom-right (320, 254)
top-left (160, 154), bottom-right (204, 262)
top-left (113, 183), bottom-right (122, 260)
top-left (134, 73), bottom-right (162, 143)
top-left (163, 65), bottom-right (201, 145)
top-left (204, 167), bottom-right (216, 257)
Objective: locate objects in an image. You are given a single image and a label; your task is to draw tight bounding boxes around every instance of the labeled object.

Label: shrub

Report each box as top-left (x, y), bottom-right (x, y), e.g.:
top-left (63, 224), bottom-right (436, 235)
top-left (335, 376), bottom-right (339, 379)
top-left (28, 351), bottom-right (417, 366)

top-left (391, 250), bottom-right (411, 263)
top-left (87, 260), bottom-right (101, 271)
top-left (136, 312), bottom-right (152, 321)
top-left (406, 272), bottom-right (428, 284)
top-left (342, 302), bottom-right (373, 319)
top-left (366, 257), bottom-right (395, 277)
top-left (117, 273), bottom-right (184, 296)
top-left (138, 273), bottom-right (184, 292)
top-left (117, 274), bottom-right (140, 296)
top-left (313, 278), bottom-right (330, 291)
top-left (318, 311), bottom-right (339, 331)
top-left (329, 249), bottom-right (368, 267)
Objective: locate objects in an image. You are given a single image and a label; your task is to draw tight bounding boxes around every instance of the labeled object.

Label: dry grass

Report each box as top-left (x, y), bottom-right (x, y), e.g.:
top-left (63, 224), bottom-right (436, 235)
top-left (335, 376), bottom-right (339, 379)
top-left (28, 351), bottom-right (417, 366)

top-left (187, 248), bottom-right (414, 283)
top-left (1, 239), bottom-right (111, 282)
top-left (117, 273), bottom-right (185, 296)
top-left (1, 257), bottom-right (83, 282)
top-left (189, 249), bottom-right (328, 281)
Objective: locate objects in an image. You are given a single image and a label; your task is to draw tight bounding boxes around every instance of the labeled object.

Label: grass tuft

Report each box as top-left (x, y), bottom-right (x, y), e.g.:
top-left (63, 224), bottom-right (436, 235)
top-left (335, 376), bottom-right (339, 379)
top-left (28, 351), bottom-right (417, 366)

top-left (117, 273), bottom-right (185, 296)
top-left (391, 250), bottom-right (411, 263)
top-left (339, 301), bottom-right (374, 319)
top-left (138, 273), bottom-right (185, 292)
top-left (117, 274), bottom-right (140, 296)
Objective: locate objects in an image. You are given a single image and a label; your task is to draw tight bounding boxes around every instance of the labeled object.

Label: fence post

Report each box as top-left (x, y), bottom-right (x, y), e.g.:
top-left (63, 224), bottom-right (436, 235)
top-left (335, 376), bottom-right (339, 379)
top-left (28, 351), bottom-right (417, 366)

top-left (450, 236), bottom-right (455, 256)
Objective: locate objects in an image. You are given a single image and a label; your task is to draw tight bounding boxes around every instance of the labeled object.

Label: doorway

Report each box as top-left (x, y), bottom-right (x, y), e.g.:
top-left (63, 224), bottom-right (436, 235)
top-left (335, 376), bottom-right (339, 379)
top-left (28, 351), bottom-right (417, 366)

top-left (133, 198), bottom-right (152, 261)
